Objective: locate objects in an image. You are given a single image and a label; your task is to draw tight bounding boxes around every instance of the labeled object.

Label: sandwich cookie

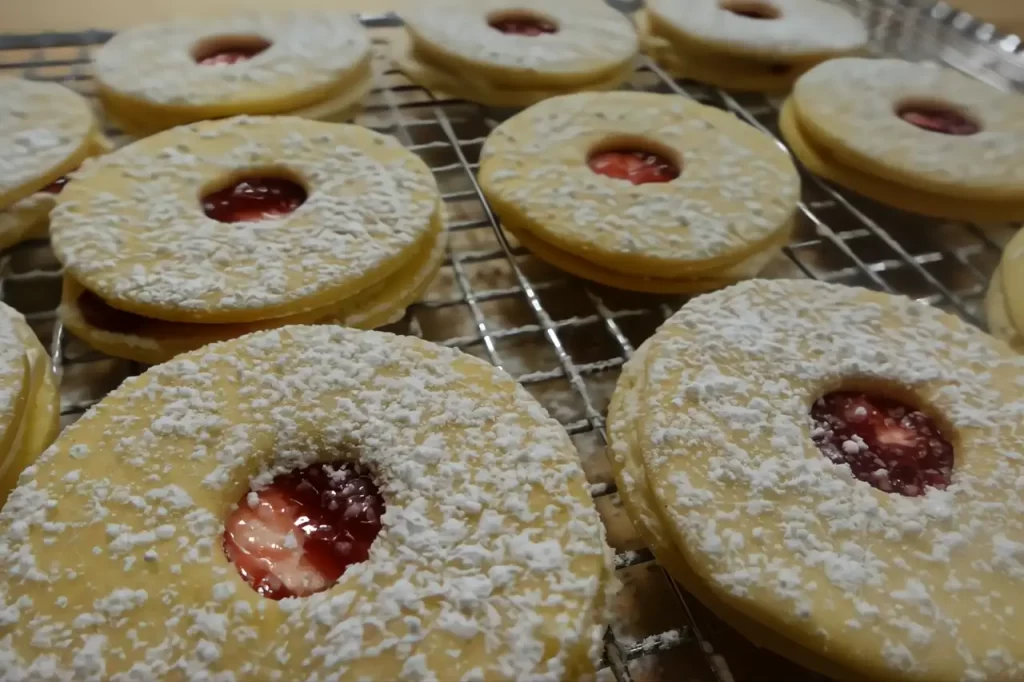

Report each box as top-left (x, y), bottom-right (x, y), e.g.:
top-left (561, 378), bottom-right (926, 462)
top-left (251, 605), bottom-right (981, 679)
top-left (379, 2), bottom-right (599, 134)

top-left (479, 91), bottom-right (798, 292)
top-left (94, 12), bottom-right (372, 135)
top-left (0, 325), bottom-right (615, 680)
top-left (397, 0), bottom-right (638, 108)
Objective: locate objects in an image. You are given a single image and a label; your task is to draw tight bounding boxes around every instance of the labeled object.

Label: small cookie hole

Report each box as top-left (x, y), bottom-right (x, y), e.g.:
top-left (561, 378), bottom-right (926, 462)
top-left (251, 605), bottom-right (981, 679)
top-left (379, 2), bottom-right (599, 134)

top-left (810, 386), bottom-right (955, 497)
top-left (224, 462), bottom-right (385, 600)
top-left (201, 173), bottom-right (307, 224)
top-left (487, 10), bottom-right (559, 36)
top-left (720, 0), bottom-right (781, 19)
top-left (192, 34), bottom-right (271, 66)
top-left (896, 100), bottom-right (980, 136)
top-left (587, 136), bottom-right (681, 185)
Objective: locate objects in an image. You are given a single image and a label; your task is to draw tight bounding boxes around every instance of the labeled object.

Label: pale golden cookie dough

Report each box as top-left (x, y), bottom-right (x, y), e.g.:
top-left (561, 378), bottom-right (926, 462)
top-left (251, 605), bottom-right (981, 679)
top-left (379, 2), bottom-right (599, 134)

top-left (398, 0), bottom-right (637, 106)
top-left (0, 325), bottom-right (615, 680)
top-left (0, 79), bottom-right (100, 209)
top-left (60, 226), bottom-right (448, 364)
top-left (94, 12), bottom-right (371, 131)
top-left (646, 0), bottom-right (867, 61)
top-left (985, 264), bottom-right (1024, 353)
top-left (0, 133), bottom-right (112, 251)
top-left (480, 91), bottom-right (799, 280)
top-left (51, 116), bottom-right (442, 325)
top-left (792, 58), bottom-right (1024, 201)
top-left (0, 303), bottom-right (59, 504)
top-left (779, 97), bottom-right (1024, 222)
top-left (628, 278), bottom-right (1024, 681)
top-left (995, 228), bottom-right (1024, 340)
top-left (507, 219), bottom-right (790, 294)
top-left (607, 340), bottom-right (857, 681)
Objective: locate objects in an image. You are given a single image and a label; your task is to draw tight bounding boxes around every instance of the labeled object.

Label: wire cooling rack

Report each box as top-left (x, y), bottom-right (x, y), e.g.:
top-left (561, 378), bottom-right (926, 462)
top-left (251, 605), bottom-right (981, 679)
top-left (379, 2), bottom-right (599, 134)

top-left (1, 1), bottom-right (1022, 680)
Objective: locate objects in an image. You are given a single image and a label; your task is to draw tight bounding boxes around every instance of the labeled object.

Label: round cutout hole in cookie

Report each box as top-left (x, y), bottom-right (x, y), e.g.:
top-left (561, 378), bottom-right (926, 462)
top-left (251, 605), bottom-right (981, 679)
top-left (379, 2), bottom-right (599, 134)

top-left (896, 100), bottom-right (980, 136)
top-left (810, 389), bottom-right (954, 497)
top-left (720, 0), bottom-right (781, 19)
top-left (201, 174), bottom-right (308, 223)
top-left (587, 137), bottom-right (681, 185)
top-left (224, 461), bottom-right (385, 600)
top-left (191, 34), bottom-right (272, 66)
top-left (486, 10), bottom-right (559, 36)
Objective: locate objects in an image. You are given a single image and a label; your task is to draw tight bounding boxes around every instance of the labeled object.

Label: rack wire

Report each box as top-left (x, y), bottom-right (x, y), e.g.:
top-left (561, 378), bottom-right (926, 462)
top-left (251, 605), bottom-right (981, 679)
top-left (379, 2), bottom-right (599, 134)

top-left (0, 2), bottom-right (1021, 680)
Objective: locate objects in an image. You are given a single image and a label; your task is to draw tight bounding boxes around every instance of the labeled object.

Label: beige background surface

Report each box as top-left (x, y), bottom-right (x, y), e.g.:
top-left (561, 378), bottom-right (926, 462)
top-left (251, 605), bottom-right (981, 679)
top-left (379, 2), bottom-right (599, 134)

top-left (0, 0), bottom-right (1021, 35)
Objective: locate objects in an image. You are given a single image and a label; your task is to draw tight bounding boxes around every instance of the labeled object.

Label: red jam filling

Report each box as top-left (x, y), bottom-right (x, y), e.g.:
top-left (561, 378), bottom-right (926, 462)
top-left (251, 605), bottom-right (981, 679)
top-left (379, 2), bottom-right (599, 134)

top-left (588, 150), bottom-right (680, 185)
top-left (489, 17), bottom-right (558, 36)
top-left (224, 462), bottom-right (384, 600)
top-left (77, 289), bottom-right (150, 334)
top-left (723, 2), bottom-right (780, 19)
top-left (43, 176), bottom-right (70, 194)
top-left (899, 106), bottom-right (979, 136)
top-left (196, 44), bottom-right (268, 66)
top-left (202, 177), bottom-right (307, 223)
top-left (810, 392), bottom-right (954, 497)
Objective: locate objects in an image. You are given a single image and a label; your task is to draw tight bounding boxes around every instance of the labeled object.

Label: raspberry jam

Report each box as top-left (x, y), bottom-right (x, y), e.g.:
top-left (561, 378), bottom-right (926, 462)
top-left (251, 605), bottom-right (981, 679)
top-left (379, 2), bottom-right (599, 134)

top-left (43, 176), bottom-right (70, 194)
top-left (224, 462), bottom-right (384, 600)
top-left (195, 40), bottom-right (269, 66)
top-left (588, 150), bottom-right (680, 185)
top-left (723, 2), bottom-right (780, 19)
top-left (810, 392), bottom-right (954, 497)
top-left (202, 177), bottom-right (306, 223)
top-left (898, 106), bottom-right (979, 136)
top-left (77, 289), bottom-right (149, 334)
top-left (489, 16), bottom-right (558, 36)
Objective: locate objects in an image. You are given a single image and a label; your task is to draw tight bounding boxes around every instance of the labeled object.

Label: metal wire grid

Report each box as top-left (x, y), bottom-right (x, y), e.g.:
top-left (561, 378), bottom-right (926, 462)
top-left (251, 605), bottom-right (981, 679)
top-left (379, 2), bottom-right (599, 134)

top-left (0, 3), bottom-right (1020, 680)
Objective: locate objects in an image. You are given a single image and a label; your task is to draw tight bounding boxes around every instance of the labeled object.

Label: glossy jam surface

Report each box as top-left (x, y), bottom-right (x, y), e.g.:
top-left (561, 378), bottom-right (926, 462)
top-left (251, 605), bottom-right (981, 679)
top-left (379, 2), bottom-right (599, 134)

top-left (588, 150), bottom-right (680, 185)
top-left (899, 106), bottom-right (980, 136)
top-left (43, 176), bottom-right (70, 194)
top-left (202, 177), bottom-right (307, 223)
top-left (489, 16), bottom-right (558, 36)
top-left (810, 391), bottom-right (954, 497)
top-left (224, 462), bottom-right (384, 599)
top-left (196, 43), bottom-right (269, 66)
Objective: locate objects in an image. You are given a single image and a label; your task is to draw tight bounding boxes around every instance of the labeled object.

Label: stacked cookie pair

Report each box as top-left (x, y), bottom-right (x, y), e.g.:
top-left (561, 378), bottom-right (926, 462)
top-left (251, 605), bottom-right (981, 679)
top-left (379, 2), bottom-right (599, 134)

top-left (641, 0), bottom-right (867, 92)
top-left (782, 57), bottom-right (1024, 223)
top-left (52, 116), bottom-right (446, 365)
top-left (396, 0), bottom-right (638, 107)
top-left (94, 12), bottom-right (373, 136)
top-left (479, 91), bottom-right (799, 293)
top-left (0, 80), bottom-right (109, 251)
top-left (0, 323), bottom-right (617, 680)
top-left (611, 278), bottom-right (1024, 681)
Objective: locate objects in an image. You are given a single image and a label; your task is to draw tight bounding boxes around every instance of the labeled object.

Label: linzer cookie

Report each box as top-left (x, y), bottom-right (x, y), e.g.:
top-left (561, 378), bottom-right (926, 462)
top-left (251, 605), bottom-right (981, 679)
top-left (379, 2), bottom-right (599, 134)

top-left (479, 92), bottom-right (798, 292)
top-left (642, 0), bottom-right (866, 92)
top-left (0, 79), bottom-right (107, 210)
top-left (986, 229), bottom-right (1024, 353)
top-left (50, 116), bottom-right (444, 364)
top-left (610, 278), bottom-right (1024, 681)
top-left (94, 12), bottom-right (372, 135)
top-left (397, 0), bottom-right (638, 108)
top-left (782, 58), bottom-right (1024, 221)
top-left (0, 302), bottom-right (59, 504)
top-left (0, 325), bottom-right (615, 679)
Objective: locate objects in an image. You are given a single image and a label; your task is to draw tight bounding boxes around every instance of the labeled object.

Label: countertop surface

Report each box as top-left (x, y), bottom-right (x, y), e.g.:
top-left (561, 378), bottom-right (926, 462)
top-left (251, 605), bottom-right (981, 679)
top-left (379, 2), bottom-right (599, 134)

top-left (1, 0), bottom-right (1023, 35)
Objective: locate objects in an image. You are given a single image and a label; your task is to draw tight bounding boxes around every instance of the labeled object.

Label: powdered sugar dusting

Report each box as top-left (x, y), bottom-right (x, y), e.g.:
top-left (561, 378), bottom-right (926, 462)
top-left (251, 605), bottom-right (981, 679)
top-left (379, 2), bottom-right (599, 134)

top-left (0, 325), bottom-right (614, 679)
top-left (647, 0), bottom-right (866, 59)
top-left (94, 12), bottom-right (369, 108)
top-left (0, 80), bottom-right (94, 202)
top-left (479, 92), bottom-right (798, 274)
top-left (635, 279), bottom-right (1024, 680)
top-left (793, 58), bottom-right (1024, 194)
top-left (50, 116), bottom-right (440, 321)
top-left (402, 0), bottom-right (636, 78)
